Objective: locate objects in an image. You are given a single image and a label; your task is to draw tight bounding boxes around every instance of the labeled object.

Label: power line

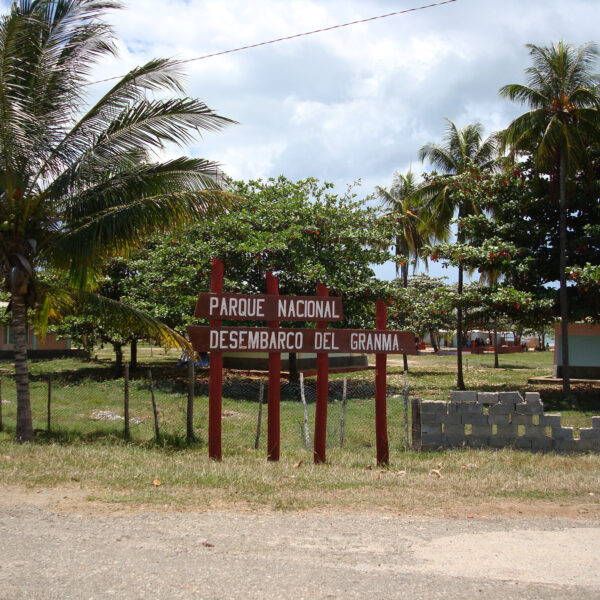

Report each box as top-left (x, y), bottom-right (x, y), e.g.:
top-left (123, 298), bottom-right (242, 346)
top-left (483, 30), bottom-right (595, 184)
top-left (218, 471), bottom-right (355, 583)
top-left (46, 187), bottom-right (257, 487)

top-left (87, 0), bottom-right (457, 86)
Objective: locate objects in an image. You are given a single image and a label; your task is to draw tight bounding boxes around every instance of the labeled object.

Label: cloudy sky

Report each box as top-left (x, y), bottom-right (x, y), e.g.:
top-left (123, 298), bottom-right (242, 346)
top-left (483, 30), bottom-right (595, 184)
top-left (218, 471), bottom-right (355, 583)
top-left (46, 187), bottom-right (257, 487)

top-left (4, 0), bottom-right (598, 279)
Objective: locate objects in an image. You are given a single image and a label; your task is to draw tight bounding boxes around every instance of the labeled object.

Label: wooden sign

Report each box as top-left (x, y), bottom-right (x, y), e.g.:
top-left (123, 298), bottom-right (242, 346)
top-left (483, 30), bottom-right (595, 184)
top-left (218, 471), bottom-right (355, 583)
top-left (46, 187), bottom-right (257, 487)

top-left (187, 325), bottom-right (416, 354)
top-left (194, 292), bottom-right (343, 321)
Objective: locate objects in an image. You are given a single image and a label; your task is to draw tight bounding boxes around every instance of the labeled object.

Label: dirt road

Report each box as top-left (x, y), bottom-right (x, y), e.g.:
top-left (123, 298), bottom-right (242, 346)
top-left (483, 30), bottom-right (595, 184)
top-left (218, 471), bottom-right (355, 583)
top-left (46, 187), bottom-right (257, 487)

top-left (1, 490), bottom-right (598, 599)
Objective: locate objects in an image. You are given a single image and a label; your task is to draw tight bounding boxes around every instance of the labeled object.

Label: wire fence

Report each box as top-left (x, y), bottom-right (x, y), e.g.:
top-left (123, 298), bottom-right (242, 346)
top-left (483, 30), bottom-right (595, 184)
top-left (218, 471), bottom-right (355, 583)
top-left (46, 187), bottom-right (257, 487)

top-left (0, 368), bottom-right (414, 455)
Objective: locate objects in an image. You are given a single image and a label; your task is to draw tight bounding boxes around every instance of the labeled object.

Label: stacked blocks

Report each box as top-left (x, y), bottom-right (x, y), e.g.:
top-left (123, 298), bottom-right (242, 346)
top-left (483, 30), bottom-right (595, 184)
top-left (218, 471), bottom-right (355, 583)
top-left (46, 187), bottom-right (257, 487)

top-left (419, 391), bottom-right (600, 453)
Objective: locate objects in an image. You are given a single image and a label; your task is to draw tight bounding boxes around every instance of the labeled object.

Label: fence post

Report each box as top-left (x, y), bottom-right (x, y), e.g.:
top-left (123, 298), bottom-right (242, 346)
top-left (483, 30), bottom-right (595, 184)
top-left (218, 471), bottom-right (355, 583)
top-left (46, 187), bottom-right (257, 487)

top-left (375, 299), bottom-right (389, 466)
top-left (208, 258), bottom-right (224, 460)
top-left (313, 283), bottom-right (329, 464)
top-left (403, 371), bottom-right (409, 450)
top-left (47, 376), bottom-right (52, 433)
top-left (254, 379), bottom-right (264, 450)
top-left (148, 369), bottom-right (160, 441)
top-left (299, 373), bottom-right (311, 450)
top-left (339, 376), bottom-right (347, 448)
top-left (411, 397), bottom-right (421, 451)
top-left (124, 363), bottom-right (130, 439)
top-left (266, 272), bottom-right (280, 461)
top-left (187, 357), bottom-right (195, 442)
top-left (0, 375), bottom-right (3, 432)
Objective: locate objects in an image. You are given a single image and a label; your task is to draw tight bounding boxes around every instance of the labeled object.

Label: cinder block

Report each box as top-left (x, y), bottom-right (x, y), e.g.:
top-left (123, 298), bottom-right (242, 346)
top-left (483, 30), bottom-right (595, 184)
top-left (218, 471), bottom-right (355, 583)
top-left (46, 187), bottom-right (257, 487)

top-left (450, 391), bottom-right (477, 403)
top-left (488, 436), bottom-right (508, 448)
top-left (592, 416), bottom-right (600, 429)
top-left (579, 428), bottom-right (600, 441)
top-left (421, 401), bottom-right (448, 414)
top-left (497, 424), bottom-right (519, 437)
top-left (444, 434), bottom-right (466, 447)
top-left (524, 425), bottom-right (549, 438)
top-left (531, 437), bottom-right (553, 451)
top-left (488, 403), bottom-right (514, 415)
top-left (447, 402), bottom-right (459, 414)
top-left (466, 436), bottom-right (489, 448)
top-left (539, 414), bottom-right (562, 427)
top-left (421, 434), bottom-right (443, 449)
top-left (488, 414), bottom-right (510, 425)
top-left (575, 439), bottom-right (600, 451)
top-left (478, 392), bottom-right (499, 405)
top-left (552, 427), bottom-right (573, 440)
top-left (514, 437), bottom-right (532, 449)
top-left (499, 391), bottom-right (523, 404)
top-left (444, 424), bottom-right (465, 436)
top-left (421, 424), bottom-right (442, 436)
top-left (461, 414), bottom-right (488, 426)
top-left (525, 392), bottom-right (541, 403)
top-left (553, 438), bottom-right (575, 452)
top-left (512, 414), bottom-right (533, 425)
top-left (456, 403), bottom-right (483, 415)
top-left (472, 424), bottom-right (492, 437)
top-left (440, 413), bottom-right (463, 425)
top-left (516, 401), bottom-right (543, 415)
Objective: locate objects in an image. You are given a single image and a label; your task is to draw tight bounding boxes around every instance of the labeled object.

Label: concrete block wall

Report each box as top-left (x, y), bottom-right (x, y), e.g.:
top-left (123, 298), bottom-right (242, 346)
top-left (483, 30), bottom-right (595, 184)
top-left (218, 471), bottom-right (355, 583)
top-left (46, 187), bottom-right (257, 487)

top-left (420, 391), bottom-right (600, 452)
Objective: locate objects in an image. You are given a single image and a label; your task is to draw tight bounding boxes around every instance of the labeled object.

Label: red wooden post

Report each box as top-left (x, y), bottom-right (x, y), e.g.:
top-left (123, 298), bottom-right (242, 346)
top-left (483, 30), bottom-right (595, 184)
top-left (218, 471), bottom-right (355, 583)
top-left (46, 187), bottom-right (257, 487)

top-left (313, 283), bottom-right (329, 464)
top-left (208, 258), bottom-right (224, 460)
top-left (375, 299), bottom-right (389, 465)
top-left (266, 272), bottom-right (280, 461)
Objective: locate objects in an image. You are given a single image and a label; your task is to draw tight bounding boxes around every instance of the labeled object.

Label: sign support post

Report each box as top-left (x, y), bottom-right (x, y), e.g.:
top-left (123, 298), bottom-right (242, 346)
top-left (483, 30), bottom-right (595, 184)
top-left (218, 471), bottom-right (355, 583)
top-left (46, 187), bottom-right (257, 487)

top-left (266, 272), bottom-right (280, 461)
top-left (375, 299), bottom-right (389, 465)
top-left (208, 258), bottom-right (224, 460)
top-left (313, 283), bottom-right (329, 464)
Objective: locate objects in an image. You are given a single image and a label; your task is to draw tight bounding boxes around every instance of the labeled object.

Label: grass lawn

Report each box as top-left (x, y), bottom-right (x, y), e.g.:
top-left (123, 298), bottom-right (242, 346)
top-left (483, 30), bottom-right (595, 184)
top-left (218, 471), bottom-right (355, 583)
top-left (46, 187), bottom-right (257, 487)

top-left (0, 350), bottom-right (599, 514)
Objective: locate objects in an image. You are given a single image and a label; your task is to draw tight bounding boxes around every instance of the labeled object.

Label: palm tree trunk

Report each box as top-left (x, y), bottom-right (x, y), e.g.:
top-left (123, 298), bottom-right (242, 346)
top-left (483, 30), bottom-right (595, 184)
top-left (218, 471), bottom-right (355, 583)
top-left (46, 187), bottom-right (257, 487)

top-left (13, 295), bottom-right (34, 443)
top-left (493, 318), bottom-right (499, 369)
top-left (558, 151), bottom-right (571, 397)
top-left (456, 262), bottom-right (465, 390)
top-left (130, 339), bottom-right (138, 370)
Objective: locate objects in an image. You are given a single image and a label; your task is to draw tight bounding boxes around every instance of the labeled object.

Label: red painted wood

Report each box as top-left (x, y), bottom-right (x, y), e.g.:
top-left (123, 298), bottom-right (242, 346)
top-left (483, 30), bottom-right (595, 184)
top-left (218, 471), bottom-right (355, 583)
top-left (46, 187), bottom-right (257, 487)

top-left (187, 326), bottom-right (415, 354)
top-left (375, 299), bottom-right (389, 466)
top-left (194, 292), bottom-right (343, 321)
top-left (266, 272), bottom-right (280, 462)
top-left (313, 283), bottom-right (329, 464)
top-left (208, 258), bottom-right (224, 460)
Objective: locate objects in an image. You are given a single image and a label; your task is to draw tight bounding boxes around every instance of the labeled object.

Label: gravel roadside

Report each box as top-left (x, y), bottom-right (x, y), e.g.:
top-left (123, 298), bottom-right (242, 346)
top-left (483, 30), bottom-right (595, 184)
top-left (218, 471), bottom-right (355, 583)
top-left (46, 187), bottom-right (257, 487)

top-left (0, 495), bottom-right (599, 600)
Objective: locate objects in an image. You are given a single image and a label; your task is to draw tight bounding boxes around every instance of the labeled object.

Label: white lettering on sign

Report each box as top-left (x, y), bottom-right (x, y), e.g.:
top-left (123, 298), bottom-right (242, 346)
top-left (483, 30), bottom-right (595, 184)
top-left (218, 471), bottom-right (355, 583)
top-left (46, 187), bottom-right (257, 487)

top-left (277, 298), bottom-right (340, 320)
top-left (350, 332), bottom-right (400, 352)
top-left (210, 296), bottom-right (265, 318)
top-left (314, 331), bottom-right (340, 351)
top-left (208, 328), bottom-right (304, 352)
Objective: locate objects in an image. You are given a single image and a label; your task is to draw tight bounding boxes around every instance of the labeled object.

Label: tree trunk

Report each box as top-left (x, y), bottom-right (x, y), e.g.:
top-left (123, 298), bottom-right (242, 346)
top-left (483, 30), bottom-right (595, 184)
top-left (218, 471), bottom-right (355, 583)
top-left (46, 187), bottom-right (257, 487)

top-left (288, 352), bottom-right (299, 384)
top-left (113, 343), bottom-right (123, 370)
top-left (456, 262), bottom-right (465, 390)
top-left (429, 330), bottom-right (439, 353)
top-left (558, 151), bottom-right (571, 397)
top-left (130, 339), bottom-right (138, 370)
top-left (13, 295), bottom-right (33, 443)
top-left (493, 318), bottom-right (499, 369)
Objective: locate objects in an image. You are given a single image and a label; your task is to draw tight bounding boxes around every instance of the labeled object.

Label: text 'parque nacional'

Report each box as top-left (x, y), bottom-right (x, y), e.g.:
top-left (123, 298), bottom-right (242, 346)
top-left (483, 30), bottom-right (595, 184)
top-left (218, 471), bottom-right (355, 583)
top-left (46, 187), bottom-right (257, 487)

top-left (187, 326), bottom-right (416, 354)
top-left (194, 293), bottom-right (343, 321)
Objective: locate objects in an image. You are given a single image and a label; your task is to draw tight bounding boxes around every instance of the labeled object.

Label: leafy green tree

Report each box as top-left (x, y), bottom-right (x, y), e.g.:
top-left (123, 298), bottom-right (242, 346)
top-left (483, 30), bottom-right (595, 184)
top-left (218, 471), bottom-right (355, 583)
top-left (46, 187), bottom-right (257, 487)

top-left (115, 177), bottom-right (392, 381)
top-left (499, 41), bottom-right (600, 395)
top-left (0, 1), bottom-right (234, 441)
top-left (418, 120), bottom-right (498, 389)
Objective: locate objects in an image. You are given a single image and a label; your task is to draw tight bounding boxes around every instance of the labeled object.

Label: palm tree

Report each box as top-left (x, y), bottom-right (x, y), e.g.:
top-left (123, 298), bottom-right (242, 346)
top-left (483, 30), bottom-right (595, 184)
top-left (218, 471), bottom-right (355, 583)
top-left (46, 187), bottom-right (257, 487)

top-left (0, 0), bottom-right (235, 442)
top-left (499, 41), bottom-right (600, 397)
top-left (418, 119), bottom-right (498, 389)
top-left (376, 170), bottom-right (431, 371)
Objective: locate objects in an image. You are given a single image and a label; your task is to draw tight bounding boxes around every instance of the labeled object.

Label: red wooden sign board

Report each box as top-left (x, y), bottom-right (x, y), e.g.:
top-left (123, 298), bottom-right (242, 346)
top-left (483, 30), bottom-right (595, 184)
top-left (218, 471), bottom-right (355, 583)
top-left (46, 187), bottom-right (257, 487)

top-left (187, 326), bottom-right (415, 354)
top-left (191, 258), bottom-right (415, 466)
top-left (194, 292), bottom-right (343, 321)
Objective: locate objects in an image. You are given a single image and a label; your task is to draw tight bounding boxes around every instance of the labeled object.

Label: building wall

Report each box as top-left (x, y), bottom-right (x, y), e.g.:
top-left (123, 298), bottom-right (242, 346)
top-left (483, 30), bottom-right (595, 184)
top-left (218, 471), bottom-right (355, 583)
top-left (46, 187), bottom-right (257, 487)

top-left (554, 323), bottom-right (600, 378)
